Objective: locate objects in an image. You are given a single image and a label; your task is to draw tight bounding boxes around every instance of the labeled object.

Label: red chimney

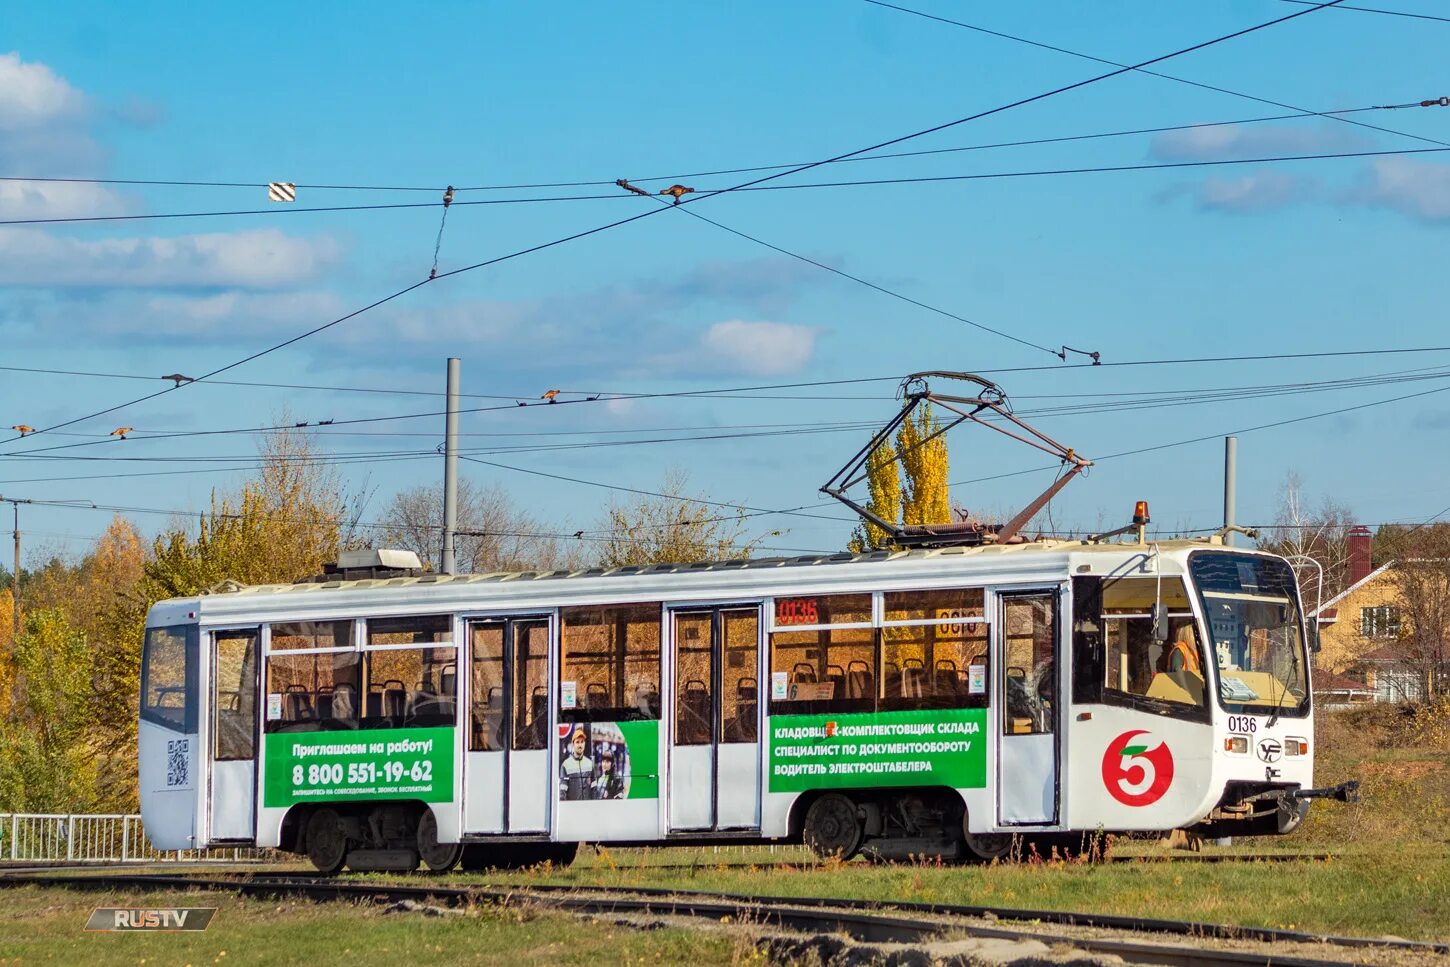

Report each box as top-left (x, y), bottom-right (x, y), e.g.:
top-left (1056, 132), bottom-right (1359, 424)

top-left (1347, 525), bottom-right (1373, 586)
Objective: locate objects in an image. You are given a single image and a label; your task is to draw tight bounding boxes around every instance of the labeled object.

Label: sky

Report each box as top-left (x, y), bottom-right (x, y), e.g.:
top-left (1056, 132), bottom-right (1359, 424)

top-left (2, 0), bottom-right (1449, 564)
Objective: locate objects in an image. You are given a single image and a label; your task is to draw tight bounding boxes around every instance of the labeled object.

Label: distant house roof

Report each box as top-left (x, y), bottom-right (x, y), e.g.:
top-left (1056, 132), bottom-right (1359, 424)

top-left (1356, 641), bottom-right (1414, 663)
top-left (1316, 561), bottom-right (1396, 615)
top-left (1311, 666), bottom-right (1373, 693)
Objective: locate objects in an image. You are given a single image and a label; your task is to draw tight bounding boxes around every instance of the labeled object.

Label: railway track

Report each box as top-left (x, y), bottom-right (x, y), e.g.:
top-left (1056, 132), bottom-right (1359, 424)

top-left (3, 869), bottom-right (1442, 966)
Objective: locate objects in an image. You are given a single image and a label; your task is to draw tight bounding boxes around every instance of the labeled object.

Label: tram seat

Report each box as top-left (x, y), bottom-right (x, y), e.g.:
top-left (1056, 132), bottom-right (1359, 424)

top-left (586, 683), bottom-right (610, 709)
top-left (315, 685), bottom-right (334, 720)
top-left (440, 665), bottom-right (457, 696)
top-left (283, 685), bottom-right (312, 721)
top-left (824, 664), bottom-right (846, 700)
top-left (681, 680), bottom-right (711, 744)
top-left (901, 665), bottom-right (925, 698)
top-left (635, 684), bottom-right (661, 719)
top-left (846, 660), bottom-right (874, 699)
top-left (531, 688), bottom-right (549, 729)
top-left (935, 660), bottom-right (961, 697)
top-left (790, 662), bottom-right (817, 683)
top-left (330, 683), bottom-right (357, 725)
top-left (382, 679), bottom-right (408, 719)
top-left (366, 684), bottom-right (384, 719)
top-left (883, 661), bottom-right (901, 697)
top-left (723, 679), bottom-right (757, 743)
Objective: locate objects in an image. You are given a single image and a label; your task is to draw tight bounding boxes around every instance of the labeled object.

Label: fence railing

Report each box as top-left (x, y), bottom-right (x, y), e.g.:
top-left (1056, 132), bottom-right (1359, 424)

top-left (0, 814), bottom-right (272, 865)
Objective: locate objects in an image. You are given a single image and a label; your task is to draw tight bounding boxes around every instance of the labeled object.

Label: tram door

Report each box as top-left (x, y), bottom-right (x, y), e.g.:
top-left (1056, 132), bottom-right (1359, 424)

top-left (996, 592), bottom-right (1060, 825)
top-left (464, 618), bottom-right (552, 834)
top-left (668, 608), bottom-right (761, 831)
top-left (208, 628), bottom-right (259, 843)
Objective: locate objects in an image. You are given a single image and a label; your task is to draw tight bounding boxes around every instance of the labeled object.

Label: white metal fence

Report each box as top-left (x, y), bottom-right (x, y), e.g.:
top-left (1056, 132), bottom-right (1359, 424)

top-left (0, 814), bottom-right (271, 865)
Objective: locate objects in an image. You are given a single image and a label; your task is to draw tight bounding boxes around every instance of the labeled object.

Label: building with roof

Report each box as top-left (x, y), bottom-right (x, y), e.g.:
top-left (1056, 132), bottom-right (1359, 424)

top-left (1312, 526), bottom-right (1435, 703)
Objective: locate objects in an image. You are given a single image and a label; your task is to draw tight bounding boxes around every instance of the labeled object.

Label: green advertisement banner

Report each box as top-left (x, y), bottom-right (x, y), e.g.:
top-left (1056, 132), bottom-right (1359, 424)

top-left (263, 726), bottom-right (455, 807)
top-left (558, 719), bottom-right (659, 801)
top-left (768, 708), bottom-right (987, 793)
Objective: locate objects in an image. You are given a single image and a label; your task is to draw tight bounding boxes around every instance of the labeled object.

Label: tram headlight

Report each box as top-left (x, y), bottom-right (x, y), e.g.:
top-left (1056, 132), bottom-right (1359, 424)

top-left (1224, 736), bottom-right (1249, 754)
top-left (1285, 738), bottom-right (1308, 756)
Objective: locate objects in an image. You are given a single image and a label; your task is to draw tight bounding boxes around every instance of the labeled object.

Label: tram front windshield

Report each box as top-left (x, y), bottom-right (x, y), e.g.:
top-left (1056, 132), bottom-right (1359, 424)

top-left (1188, 551), bottom-right (1309, 718)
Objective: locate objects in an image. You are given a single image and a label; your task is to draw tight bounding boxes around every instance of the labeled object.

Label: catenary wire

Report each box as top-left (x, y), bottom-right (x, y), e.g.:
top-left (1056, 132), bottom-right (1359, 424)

top-left (14, 140), bottom-right (1440, 230)
top-left (860, 0), bottom-right (1448, 151)
top-left (0, 0), bottom-right (1351, 447)
top-left (1273, 0), bottom-right (1450, 24)
top-left (0, 102), bottom-right (1411, 201)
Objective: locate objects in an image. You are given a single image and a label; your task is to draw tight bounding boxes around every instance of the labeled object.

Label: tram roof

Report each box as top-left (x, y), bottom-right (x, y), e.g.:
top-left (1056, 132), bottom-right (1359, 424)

top-left (208, 536), bottom-right (1241, 600)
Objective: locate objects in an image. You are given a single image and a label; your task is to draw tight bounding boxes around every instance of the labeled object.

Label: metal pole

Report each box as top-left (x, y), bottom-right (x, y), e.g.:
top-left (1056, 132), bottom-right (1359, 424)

top-left (9, 501), bottom-right (18, 644)
top-left (1223, 436), bottom-right (1238, 548)
top-left (441, 357), bottom-right (461, 575)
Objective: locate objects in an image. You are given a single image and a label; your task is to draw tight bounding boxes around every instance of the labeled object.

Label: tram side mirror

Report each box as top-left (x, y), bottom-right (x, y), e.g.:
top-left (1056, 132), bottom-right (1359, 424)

top-left (1150, 602), bottom-right (1170, 643)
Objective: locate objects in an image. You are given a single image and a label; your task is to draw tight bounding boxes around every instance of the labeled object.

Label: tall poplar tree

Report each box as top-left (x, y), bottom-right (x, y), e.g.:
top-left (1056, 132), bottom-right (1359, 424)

top-left (848, 403), bottom-right (950, 551)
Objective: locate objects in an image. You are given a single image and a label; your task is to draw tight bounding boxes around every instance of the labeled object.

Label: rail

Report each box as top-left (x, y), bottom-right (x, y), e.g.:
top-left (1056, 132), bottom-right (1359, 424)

top-left (0, 814), bottom-right (271, 865)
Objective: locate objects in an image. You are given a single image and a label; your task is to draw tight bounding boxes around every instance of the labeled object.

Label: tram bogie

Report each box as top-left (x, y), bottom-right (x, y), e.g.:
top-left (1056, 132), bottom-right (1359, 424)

top-left (139, 535), bottom-right (1354, 873)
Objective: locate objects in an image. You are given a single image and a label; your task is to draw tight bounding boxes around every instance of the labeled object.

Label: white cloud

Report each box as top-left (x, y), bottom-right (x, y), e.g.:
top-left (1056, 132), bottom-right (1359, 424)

top-left (0, 288), bottom-right (348, 345)
top-left (0, 227), bottom-right (342, 288)
top-left (1149, 122), bottom-right (1369, 162)
top-left (699, 320), bottom-right (818, 376)
top-left (1346, 157), bottom-right (1450, 223)
top-left (0, 52), bottom-right (87, 129)
top-left (0, 180), bottom-right (131, 219)
top-left (1191, 172), bottom-right (1317, 213)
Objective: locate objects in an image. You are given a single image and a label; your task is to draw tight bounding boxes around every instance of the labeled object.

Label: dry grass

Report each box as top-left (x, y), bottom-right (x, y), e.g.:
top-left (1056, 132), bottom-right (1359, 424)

top-left (0, 885), bottom-right (741, 966)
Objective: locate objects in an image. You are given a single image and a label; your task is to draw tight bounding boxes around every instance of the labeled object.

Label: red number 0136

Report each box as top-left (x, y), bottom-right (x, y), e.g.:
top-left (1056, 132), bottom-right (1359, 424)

top-left (775, 598), bottom-right (819, 625)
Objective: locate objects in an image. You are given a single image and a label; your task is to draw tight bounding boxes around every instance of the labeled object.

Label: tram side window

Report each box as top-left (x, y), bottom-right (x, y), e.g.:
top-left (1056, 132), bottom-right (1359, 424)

top-left (214, 631), bottom-right (257, 760)
top-left (270, 620), bottom-right (352, 650)
top-left (363, 646), bottom-right (457, 729)
top-left (513, 622), bottom-right (550, 750)
top-left (1072, 576), bottom-right (1208, 720)
top-left (881, 588), bottom-right (989, 711)
top-left (720, 610), bottom-right (759, 743)
top-left (560, 604), bottom-right (661, 721)
top-left (142, 626), bottom-right (196, 732)
top-left (769, 593), bottom-right (873, 714)
top-left (265, 651), bottom-right (362, 733)
top-left (470, 624), bottom-right (506, 751)
top-left (363, 616), bottom-right (456, 729)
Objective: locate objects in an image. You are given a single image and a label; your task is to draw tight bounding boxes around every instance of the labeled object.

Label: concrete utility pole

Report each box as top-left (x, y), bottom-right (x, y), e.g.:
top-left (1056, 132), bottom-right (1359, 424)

top-left (1223, 436), bottom-right (1238, 548)
top-left (441, 358), bottom-right (461, 575)
top-left (2, 496), bottom-right (27, 644)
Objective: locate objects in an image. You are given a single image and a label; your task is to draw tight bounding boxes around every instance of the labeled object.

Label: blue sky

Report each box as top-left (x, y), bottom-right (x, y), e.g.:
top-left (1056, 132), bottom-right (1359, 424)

top-left (3, 0), bottom-right (1449, 561)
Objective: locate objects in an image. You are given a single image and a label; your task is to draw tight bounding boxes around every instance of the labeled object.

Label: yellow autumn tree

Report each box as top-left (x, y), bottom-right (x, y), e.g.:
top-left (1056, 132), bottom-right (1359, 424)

top-left (898, 403), bottom-right (951, 526)
top-left (848, 403), bottom-right (950, 551)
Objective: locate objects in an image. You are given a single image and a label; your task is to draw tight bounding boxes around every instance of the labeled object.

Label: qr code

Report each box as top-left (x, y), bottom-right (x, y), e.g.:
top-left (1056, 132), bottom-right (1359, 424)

top-left (166, 739), bottom-right (189, 787)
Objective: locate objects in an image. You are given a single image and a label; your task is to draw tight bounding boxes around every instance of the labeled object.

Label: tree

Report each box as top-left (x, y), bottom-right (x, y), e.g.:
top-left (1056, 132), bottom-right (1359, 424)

top-left (77, 426), bottom-right (364, 810)
top-left (898, 403), bottom-right (950, 527)
top-left (1387, 527), bottom-right (1450, 700)
top-left (379, 479), bottom-right (581, 573)
top-left (848, 403), bottom-right (950, 552)
top-left (144, 424), bottom-right (363, 595)
top-left (0, 609), bottom-right (98, 812)
top-left (1257, 472), bottom-right (1355, 611)
top-left (594, 470), bottom-right (766, 567)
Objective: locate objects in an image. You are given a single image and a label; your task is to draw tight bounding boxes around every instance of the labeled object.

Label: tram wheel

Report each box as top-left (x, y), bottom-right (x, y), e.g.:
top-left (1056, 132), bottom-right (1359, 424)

top-left (306, 808), bottom-right (348, 875)
top-left (803, 794), bottom-right (863, 860)
top-left (416, 809), bottom-right (462, 872)
top-left (961, 830), bottom-right (1015, 863)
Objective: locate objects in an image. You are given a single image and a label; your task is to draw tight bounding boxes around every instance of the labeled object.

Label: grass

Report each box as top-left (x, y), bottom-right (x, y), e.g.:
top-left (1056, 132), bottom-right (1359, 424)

top-left (433, 849), bottom-right (1450, 941)
top-left (0, 885), bottom-right (742, 967)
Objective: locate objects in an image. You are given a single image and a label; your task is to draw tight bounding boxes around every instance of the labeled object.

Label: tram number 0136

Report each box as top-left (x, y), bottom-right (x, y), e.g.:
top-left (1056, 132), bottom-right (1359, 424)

top-left (775, 597), bottom-right (819, 626)
top-left (1226, 715), bottom-right (1258, 734)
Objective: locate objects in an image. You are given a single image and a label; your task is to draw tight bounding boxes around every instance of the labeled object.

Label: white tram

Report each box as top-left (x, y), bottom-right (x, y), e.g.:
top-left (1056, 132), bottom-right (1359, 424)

top-left (139, 531), bottom-right (1355, 872)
